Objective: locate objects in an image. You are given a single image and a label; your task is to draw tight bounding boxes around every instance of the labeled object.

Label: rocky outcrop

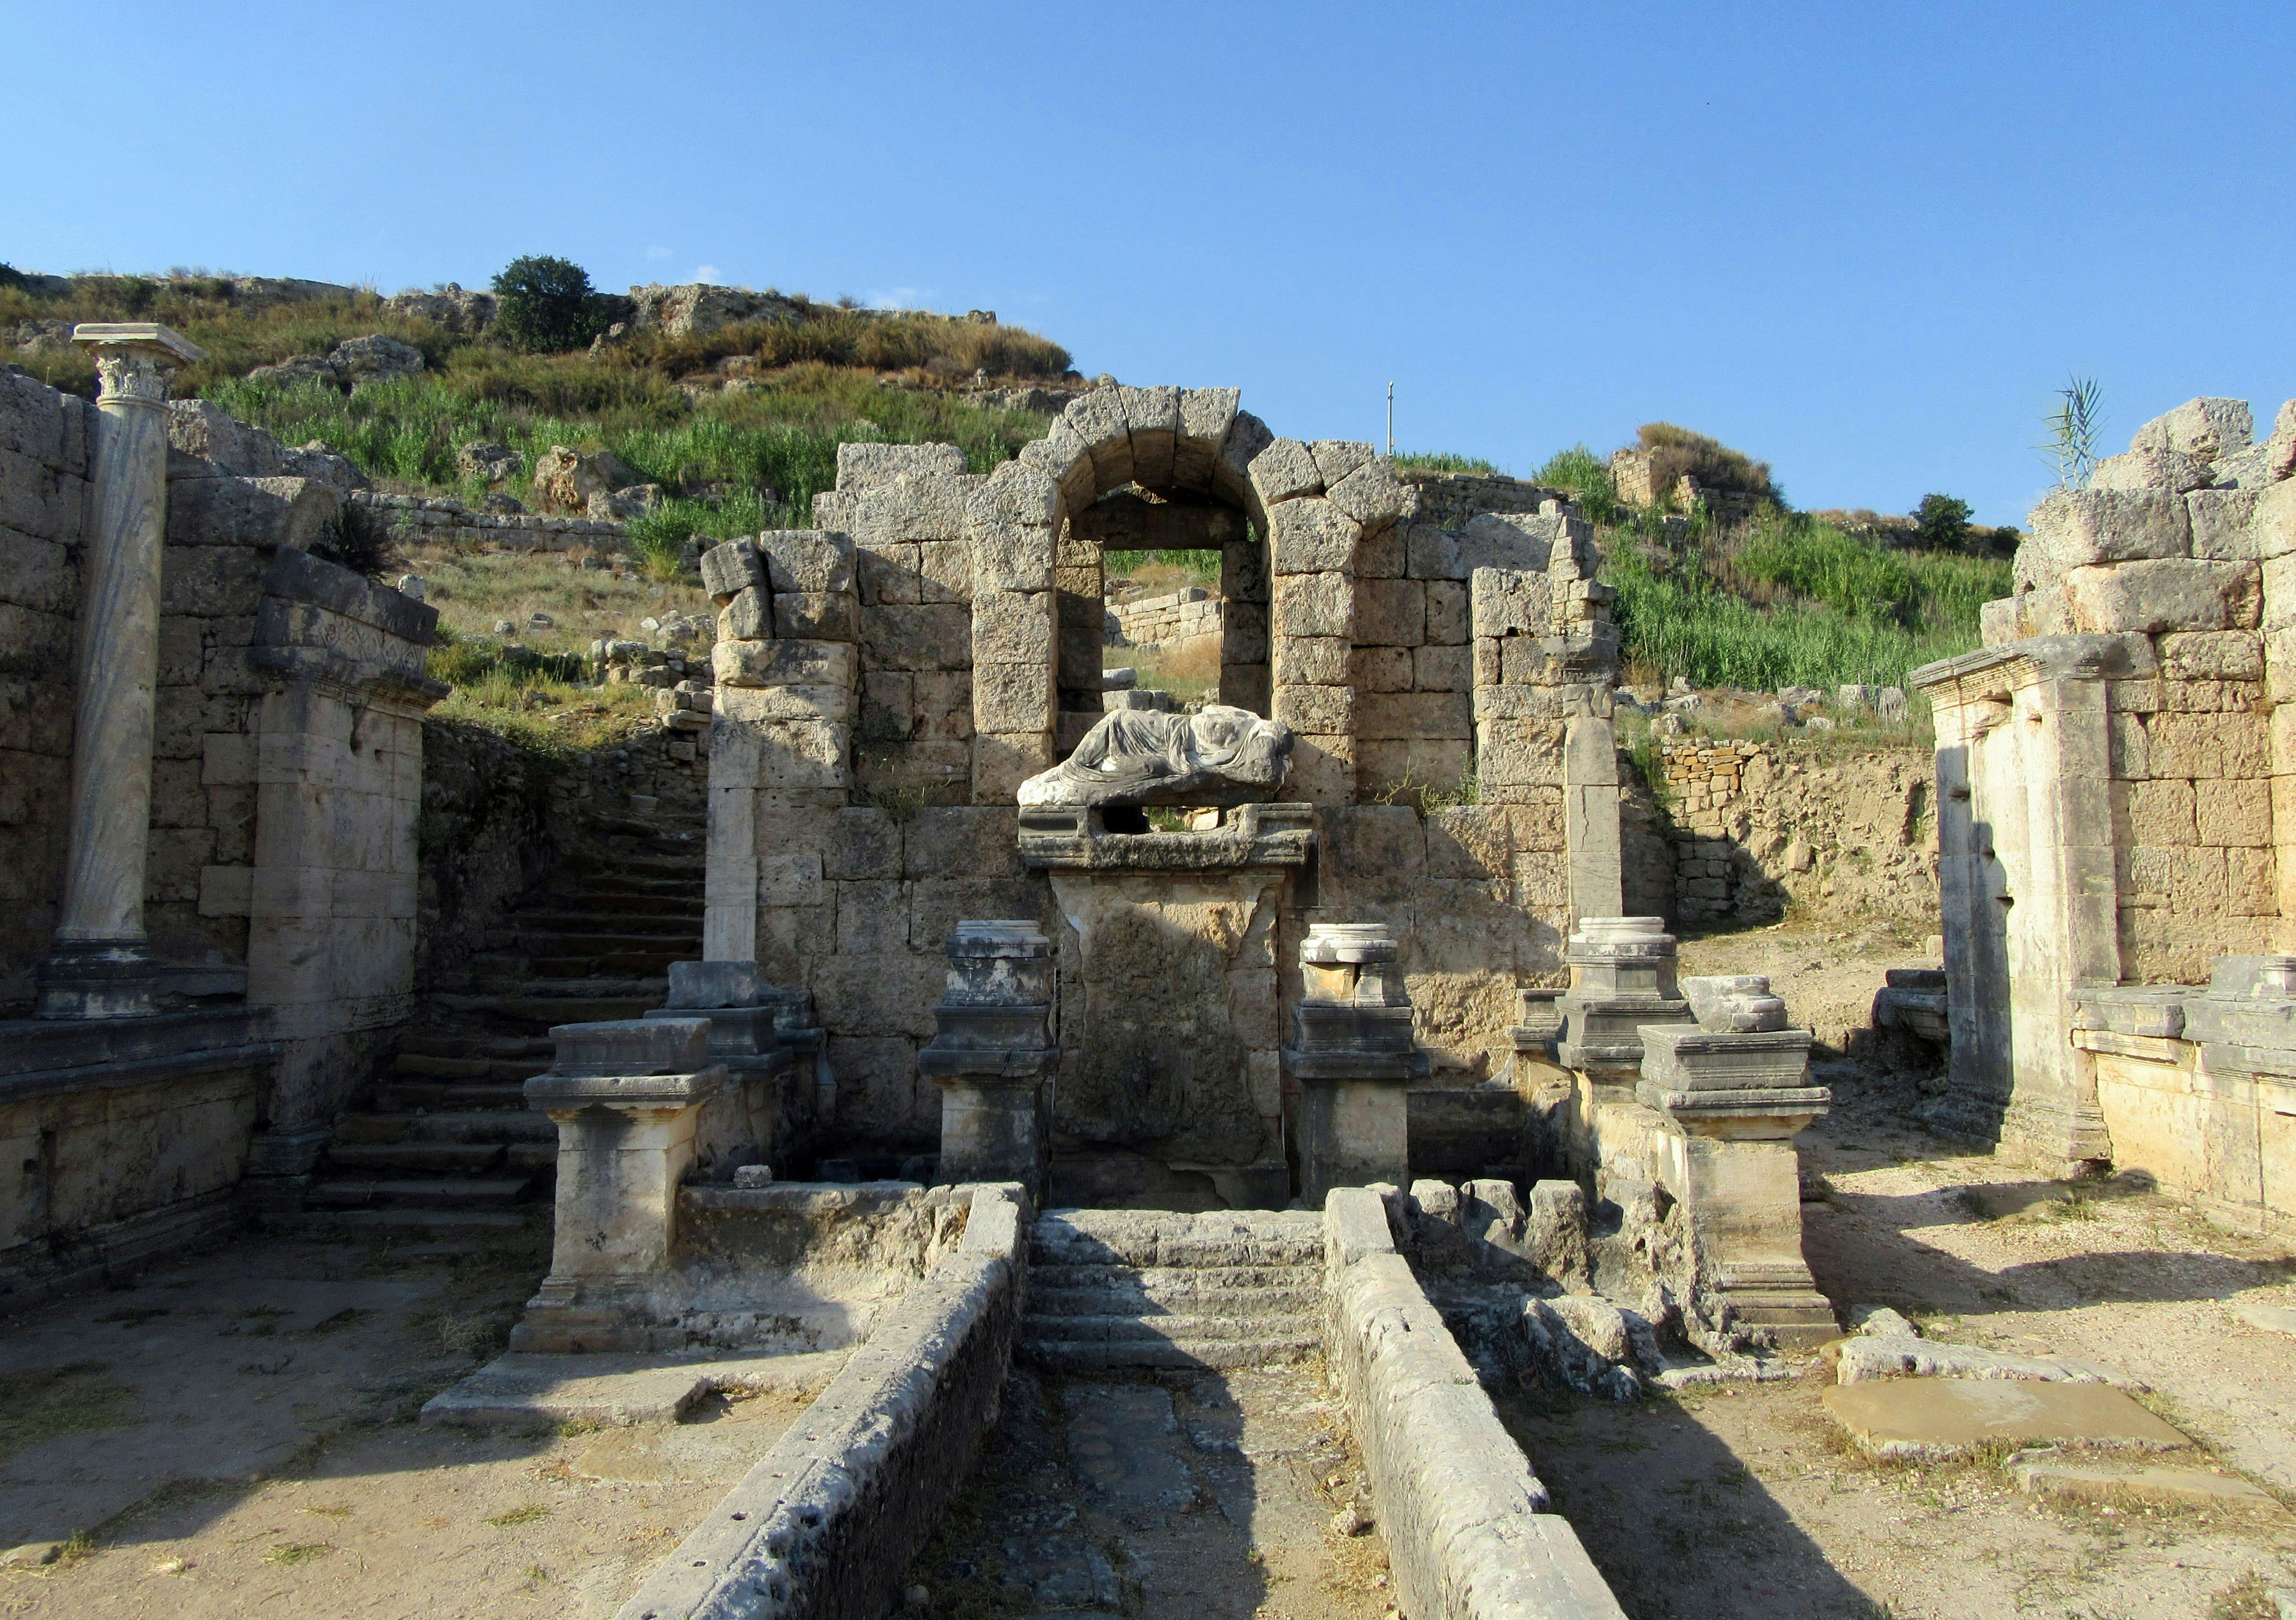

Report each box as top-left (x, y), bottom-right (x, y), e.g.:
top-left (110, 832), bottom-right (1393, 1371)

top-left (625, 282), bottom-right (805, 339)
top-left (382, 283), bottom-right (498, 333)
top-left (247, 333), bottom-right (425, 392)
top-left (531, 444), bottom-right (641, 513)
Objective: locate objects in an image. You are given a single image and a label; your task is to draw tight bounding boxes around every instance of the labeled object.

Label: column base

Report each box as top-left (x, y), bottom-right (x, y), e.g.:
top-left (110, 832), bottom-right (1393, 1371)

top-left (35, 941), bottom-right (248, 1021)
top-left (1711, 1262), bottom-right (1838, 1350)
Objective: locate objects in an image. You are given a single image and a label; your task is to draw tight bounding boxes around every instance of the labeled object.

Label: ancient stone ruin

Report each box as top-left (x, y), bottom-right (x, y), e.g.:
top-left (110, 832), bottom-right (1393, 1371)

top-left (9, 325), bottom-right (2296, 1616)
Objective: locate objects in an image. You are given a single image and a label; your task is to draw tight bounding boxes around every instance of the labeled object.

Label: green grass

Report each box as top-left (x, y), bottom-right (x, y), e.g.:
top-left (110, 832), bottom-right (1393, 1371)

top-left (1396, 450), bottom-right (1498, 474)
top-left (0, 1364), bottom-right (141, 1462)
top-left (1599, 505), bottom-right (2007, 692)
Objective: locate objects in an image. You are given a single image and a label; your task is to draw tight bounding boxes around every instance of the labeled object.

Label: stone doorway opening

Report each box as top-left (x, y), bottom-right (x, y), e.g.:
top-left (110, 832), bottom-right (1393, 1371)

top-left (1056, 486), bottom-right (1270, 772)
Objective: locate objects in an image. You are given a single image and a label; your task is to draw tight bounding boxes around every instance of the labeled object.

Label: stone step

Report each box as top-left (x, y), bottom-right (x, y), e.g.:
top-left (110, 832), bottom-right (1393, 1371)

top-left (525, 892), bottom-right (703, 918)
top-left (333, 1109), bottom-right (556, 1145)
top-left (507, 1141), bottom-right (557, 1173)
top-left (507, 914), bottom-right (703, 942)
top-left (1030, 1261), bottom-right (1320, 1293)
top-left (306, 1176), bottom-right (534, 1211)
top-left (325, 1141), bottom-right (507, 1174)
top-left (565, 851), bottom-right (706, 880)
top-left (505, 998), bottom-right (657, 1026)
top-left (1020, 1331), bottom-right (1322, 1372)
top-left (1018, 1312), bottom-right (1318, 1345)
top-left (485, 929), bottom-right (704, 954)
top-left (552, 872), bottom-right (704, 897)
top-left (397, 1033), bottom-right (553, 1060)
top-left (522, 951), bottom-right (692, 979)
top-left (392, 1053), bottom-right (494, 1079)
top-left (1030, 1221), bottom-right (1324, 1270)
top-left (279, 1207), bottom-right (535, 1235)
top-left (374, 1080), bottom-right (532, 1111)
top-left (1026, 1279), bottom-right (1323, 1319)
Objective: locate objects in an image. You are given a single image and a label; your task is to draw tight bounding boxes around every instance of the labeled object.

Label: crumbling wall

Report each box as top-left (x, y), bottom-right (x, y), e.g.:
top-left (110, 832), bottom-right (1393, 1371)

top-left (703, 395), bottom-right (1625, 1174)
top-left (1641, 738), bottom-right (1937, 930)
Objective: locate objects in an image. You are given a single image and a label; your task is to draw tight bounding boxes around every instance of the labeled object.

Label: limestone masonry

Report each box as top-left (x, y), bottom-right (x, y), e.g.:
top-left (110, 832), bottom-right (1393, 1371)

top-left (14, 326), bottom-right (2296, 1618)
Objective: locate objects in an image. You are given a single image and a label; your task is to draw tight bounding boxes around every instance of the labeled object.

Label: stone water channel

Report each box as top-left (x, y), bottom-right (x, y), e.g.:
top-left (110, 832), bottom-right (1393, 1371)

top-left (900, 1362), bottom-right (1395, 1620)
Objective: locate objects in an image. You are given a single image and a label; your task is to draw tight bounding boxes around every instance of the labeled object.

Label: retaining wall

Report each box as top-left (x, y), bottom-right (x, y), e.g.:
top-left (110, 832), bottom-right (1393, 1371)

top-left (616, 1182), bottom-right (1028, 1620)
top-left (1322, 1187), bottom-right (1626, 1620)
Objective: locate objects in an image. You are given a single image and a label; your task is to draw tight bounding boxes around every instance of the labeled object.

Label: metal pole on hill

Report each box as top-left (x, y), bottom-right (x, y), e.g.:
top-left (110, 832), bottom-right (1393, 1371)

top-left (1386, 382), bottom-right (1394, 456)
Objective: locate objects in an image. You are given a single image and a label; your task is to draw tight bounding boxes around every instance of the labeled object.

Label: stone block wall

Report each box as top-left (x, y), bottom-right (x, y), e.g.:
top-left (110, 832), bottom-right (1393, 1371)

top-left (345, 489), bottom-right (627, 555)
top-left (0, 371), bottom-right (96, 1010)
top-left (1649, 738), bottom-right (1937, 928)
top-left (703, 389), bottom-right (1625, 1172)
top-left (1917, 393), bottom-right (2296, 1164)
top-left (0, 375), bottom-right (443, 1168)
top-left (1109, 586), bottom-right (1220, 648)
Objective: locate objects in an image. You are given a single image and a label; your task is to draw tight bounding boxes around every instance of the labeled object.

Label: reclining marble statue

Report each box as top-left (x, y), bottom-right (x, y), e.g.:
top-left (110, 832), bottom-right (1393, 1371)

top-left (1017, 704), bottom-right (1294, 807)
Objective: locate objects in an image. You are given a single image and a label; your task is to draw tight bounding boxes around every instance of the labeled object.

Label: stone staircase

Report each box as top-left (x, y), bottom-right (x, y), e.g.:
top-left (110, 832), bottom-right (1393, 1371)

top-left (303, 809), bottom-right (705, 1233)
top-left (1023, 1208), bottom-right (1325, 1370)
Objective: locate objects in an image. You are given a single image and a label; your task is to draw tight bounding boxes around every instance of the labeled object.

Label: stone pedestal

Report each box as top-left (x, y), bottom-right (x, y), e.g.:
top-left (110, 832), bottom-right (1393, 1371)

top-left (38, 323), bottom-right (208, 1019)
top-left (646, 959), bottom-right (828, 1180)
top-left (512, 1018), bottom-right (726, 1353)
top-left (1555, 916), bottom-right (1692, 1090)
top-left (920, 922), bottom-right (1057, 1197)
top-left (1637, 975), bottom-right (1835, 1349)
top-left (1284, 922), bottom-right (1429, 1205)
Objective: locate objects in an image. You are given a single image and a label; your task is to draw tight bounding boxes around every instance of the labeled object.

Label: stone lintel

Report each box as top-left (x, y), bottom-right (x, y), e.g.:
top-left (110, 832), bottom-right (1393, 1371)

top-left (548, 1016), bottom-right (710, 1078)
top-left (71, 322), bottom-right (208, 365)
top-left (524, 1066), bottom-right (726, 1112)
top-left (1910, 631), bottom-right (2154, 695)
top-left (1282, 1047), bottom-right (1431, 1083)
top-left (1017, 800), bottom-right (1314, 871)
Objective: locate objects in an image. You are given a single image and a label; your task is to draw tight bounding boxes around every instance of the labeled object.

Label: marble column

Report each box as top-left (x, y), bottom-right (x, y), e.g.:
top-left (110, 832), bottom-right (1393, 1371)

top-left (37, 322), bottom-right (207, 1019)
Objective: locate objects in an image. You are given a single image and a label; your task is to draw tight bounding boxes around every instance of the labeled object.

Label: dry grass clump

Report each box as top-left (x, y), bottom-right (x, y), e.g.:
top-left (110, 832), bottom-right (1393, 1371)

top-left (1635, 422), bottom-right (1773, 499)
top-left (646, 306), bottom-right (1070, 381)
top-left (1124, 633), bottom-right (1223, 703)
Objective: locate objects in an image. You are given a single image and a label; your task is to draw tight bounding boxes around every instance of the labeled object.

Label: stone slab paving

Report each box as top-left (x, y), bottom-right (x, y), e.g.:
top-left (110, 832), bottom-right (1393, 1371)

top-left (903, 1363), bottom-right (1395, 1619)
top-left (2010, 1452), bottom-right (2290, 1516)
top-left (1822, 1377), bottom-right (2193, 1460)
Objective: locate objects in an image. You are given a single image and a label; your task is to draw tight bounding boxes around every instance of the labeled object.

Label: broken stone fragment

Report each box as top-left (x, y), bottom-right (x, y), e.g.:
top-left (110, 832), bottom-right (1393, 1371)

top-left (1679, 974), bottom-right (1789, 1033)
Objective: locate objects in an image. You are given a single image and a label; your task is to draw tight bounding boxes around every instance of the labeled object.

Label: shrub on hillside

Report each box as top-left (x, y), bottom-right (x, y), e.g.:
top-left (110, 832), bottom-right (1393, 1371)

top-left (1914, 493), bottom-right (1974, 550)
top-left (1635, 422), bottom-right (1773, 499)
top-left (492, 256), bottom-right (608, 354)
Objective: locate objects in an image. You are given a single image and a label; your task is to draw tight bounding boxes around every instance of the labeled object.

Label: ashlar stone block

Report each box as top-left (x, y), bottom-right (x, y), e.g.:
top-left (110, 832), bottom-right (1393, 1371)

top-left (1271, 571), bottom-right (1352, 639)
top-left (2065, 559), bottom-right (2259, 634)
top-left (1249, 439), bottom-right (1323, 508)
top-left (1268, 498), bottom-right (1361, 573)
top-left (758, 530), bottom-right (856, 596)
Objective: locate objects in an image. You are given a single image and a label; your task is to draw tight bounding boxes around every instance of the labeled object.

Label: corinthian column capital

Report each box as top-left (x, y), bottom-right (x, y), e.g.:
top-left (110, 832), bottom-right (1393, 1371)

top-left (71, 322), bottom-right (207, 407)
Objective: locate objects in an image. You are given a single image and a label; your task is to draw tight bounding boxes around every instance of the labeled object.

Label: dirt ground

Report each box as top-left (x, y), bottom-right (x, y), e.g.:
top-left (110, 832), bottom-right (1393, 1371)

top-left (902, 1362), bottom-right (1395, 1620)
top-left (1503, 921), bottom-right (2296, 1620)
top-left (0, 1227), bottom-right (831, 1619)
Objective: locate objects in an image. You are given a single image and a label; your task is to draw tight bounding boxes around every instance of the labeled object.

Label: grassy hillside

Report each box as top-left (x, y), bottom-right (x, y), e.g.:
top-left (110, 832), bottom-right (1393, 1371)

top-left (1529, 446), bottom-right (2009, 694)
top-left (2, 273), bottom-right (1066, 575)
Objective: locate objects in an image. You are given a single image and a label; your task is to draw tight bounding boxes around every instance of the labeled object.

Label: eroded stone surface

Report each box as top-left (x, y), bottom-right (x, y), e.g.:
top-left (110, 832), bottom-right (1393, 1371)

top-left (1822, 1378), bottom-right (2191, 1459)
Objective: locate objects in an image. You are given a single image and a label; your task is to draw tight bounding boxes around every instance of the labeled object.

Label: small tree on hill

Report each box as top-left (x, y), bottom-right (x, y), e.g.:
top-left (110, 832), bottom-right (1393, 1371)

top-left (492, 255), bottom-right (607, 353)
top-left (1913, 493), bottom-right (1973, 550)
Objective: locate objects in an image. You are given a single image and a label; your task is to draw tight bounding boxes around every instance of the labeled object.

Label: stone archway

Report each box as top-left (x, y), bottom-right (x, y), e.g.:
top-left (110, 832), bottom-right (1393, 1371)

top-left (963, 385), bottom-right (1415, 807)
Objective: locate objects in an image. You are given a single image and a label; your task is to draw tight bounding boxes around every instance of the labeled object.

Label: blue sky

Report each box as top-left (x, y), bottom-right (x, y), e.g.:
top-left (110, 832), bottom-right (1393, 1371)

top-left (10, 0), bottom-right (2291, 524)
